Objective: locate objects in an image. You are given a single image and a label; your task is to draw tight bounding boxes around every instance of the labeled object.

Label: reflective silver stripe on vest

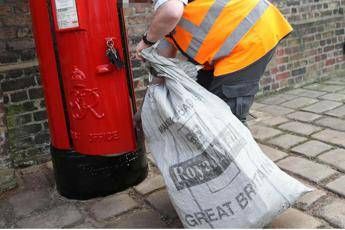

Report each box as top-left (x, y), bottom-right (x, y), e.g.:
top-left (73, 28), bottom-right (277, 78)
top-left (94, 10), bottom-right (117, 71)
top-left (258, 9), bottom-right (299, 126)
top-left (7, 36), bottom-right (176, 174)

top-left (177, 0), bottom-right (269, 61)
top-left (212, 0), bottom-right (269, 61)
top-left (178, 0), bottom-right (230, 58)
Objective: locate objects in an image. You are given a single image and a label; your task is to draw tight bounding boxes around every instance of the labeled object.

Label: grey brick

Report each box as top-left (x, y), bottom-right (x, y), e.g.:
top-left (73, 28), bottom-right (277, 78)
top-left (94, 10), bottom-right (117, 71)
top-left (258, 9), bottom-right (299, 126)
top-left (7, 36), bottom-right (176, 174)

top-left (303, 83), bottom-right (345, 93)
top-left (268, 134), bottom-right (307, 149)
top-left (326, 175), bottom-right (345, 197)
top-left (1, 77), bottom-right (36, 92)
top-left (28, 87), bottom-right (44, 99)
top-left (285, 88), bottom-right (327, 98)
top-left (17, 205), bottom-right (82, 228)
top-left (256, 105), bottom-right (295, 116)
top-left (281, 97), bottom-right (318, 109)
top-left (318, 199), bottom-right (345, 228)
top-left (9, 189), bottom-right (50, 218)
top-left (134, 175), bottom-right (165, 195)
top-left (259, 94), bottom-right (297, 105)
top-left (319, 93), bottom-right (345, 102)
top-left (14, 114), bottom-right (32, 126)
top-left (315, 116), bottom-right (345, 131)
top-left (277, 157), bottom-right (337, 183)
top-left (10, 91), bottom-right (28, 103)
top-left (249, 125), bottom-right (282, 141)
top-left (302, 100), bottom-right (342, 113)
top-left (105, 210), bottom-right (167, 228)
top-left (291, 140), bottom-right (332, 157)
top-left (259, 144), bottom-right (288, 162)
top-left (90, 193), bottom-right (139, 221)
top-left (312, 129), bottom-right (345, 148)
top-left (33, 110), bottom-right (47, 121)
top-left (296, 190), bottom-right (327, 210)
top-left (287, 111), bottom-right (322, 122)
top-left (325, 105), bottom-right (345, 118)
top-left (278, 121), bottom-right (323, 136)
top-left (269, 208), bottom-right (322, 228)
top-left (146, 190), bottom-right (178, 218)
top-left (292, 67), bottom-right (306, 76)
top-left (318, 148), bottom-right (345, 172)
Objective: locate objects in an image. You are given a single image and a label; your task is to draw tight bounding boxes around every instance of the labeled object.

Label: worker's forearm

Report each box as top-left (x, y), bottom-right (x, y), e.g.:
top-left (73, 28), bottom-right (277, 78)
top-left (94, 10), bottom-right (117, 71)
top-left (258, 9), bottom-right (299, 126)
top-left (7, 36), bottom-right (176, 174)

top-left (146, 0), bottom-right (184, 42)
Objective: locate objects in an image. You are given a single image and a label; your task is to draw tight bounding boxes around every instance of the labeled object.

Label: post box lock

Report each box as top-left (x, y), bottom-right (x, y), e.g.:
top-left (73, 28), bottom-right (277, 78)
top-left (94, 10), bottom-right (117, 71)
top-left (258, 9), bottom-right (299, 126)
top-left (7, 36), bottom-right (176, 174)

top-left (106, 38), bottom-right (124, 69)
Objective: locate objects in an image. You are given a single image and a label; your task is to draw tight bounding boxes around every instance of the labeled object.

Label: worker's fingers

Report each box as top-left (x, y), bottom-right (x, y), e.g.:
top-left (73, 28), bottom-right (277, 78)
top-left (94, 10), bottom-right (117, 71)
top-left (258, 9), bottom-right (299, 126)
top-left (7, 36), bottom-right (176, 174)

top-left (135, 52), bottom-right (145, 61)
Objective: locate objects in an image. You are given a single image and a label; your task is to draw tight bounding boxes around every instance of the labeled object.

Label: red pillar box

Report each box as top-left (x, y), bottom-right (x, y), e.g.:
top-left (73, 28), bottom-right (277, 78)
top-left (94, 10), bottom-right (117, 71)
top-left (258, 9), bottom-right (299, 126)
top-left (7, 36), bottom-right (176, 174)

top-left (29, 0), bottom-right (148, 200)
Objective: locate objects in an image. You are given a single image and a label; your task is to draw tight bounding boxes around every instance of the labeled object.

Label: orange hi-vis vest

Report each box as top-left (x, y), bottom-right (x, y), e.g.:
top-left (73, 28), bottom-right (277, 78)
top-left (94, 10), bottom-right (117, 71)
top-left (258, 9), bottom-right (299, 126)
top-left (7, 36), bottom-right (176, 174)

top-left (169, 0), bottom-right (293, 76)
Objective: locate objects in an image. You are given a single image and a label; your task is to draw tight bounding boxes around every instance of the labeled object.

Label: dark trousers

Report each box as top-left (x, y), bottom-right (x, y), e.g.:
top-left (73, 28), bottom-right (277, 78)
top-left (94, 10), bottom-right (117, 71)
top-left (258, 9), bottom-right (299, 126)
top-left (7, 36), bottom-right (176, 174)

top-left (197, 48), bottom-right (276, 123)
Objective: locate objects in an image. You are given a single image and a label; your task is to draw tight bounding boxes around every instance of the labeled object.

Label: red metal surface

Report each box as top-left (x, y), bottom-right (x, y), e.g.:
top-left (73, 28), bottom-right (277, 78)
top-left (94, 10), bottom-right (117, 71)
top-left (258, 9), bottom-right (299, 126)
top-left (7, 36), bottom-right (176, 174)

top-left (29, 0), bottom-right (71, 149)
top-left (49, 0), bottom-right (137, 155)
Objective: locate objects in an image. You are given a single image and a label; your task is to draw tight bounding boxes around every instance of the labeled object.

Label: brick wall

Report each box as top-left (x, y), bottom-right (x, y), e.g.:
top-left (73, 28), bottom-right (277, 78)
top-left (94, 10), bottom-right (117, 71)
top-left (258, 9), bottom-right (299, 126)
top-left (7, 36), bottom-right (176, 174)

top-left (0, 0), bottom-right (344, 176)
top-left (262, 0), bottom-right (345, 93)
top-left (0, 88), bottom-right (16, 192)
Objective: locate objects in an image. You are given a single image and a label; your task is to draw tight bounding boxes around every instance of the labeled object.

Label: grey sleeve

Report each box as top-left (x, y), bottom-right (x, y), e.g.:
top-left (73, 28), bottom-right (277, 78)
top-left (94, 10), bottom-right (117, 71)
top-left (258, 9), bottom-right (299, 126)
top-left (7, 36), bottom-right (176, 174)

top-left (153, 0), bottom-right (187, 11)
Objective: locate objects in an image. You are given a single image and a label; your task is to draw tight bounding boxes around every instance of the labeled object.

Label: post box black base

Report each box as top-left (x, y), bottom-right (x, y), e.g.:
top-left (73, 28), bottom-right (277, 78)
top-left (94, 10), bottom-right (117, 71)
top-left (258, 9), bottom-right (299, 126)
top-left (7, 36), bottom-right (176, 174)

top-left (50, 146), bottom-right (148, 200)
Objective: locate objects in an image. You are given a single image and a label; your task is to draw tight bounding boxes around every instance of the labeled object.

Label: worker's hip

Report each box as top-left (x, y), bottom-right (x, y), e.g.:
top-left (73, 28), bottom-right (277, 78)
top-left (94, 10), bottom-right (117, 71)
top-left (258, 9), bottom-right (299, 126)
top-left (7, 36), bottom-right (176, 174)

top-left (196, 47), bottom-right (276, 122)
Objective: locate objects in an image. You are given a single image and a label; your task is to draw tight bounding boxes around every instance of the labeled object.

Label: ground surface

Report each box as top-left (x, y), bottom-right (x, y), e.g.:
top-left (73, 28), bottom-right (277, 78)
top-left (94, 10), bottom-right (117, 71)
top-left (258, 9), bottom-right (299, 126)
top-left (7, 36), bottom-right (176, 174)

top-left (1, 77), bottom-right (345, 228)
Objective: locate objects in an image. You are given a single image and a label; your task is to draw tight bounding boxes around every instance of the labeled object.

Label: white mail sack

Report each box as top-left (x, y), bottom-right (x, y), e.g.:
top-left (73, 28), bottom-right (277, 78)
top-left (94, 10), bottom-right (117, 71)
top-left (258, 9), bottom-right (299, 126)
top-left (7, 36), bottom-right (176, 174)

top-left (140, 47), bottom-right (312, 228)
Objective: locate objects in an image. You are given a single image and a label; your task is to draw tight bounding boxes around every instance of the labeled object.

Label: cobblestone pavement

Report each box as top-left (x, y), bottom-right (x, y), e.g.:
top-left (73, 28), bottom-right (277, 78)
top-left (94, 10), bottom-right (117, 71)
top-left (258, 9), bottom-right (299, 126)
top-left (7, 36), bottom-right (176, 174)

top-left (1, 77), bottom-right (345, 228)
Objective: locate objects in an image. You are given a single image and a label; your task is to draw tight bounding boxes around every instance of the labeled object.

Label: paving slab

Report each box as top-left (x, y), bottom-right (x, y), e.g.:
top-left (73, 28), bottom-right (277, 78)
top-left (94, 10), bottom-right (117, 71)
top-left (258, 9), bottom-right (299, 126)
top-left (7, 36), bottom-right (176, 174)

top-left (315, 116), bottom-right (345, 131)
top-left (269, 208), bottom-right (323, 228)
top-left (285, 88), bottom-right (327, 98)
top-left (72, 221), bottom-right (95, 228)
top-left (255, 105), bottom-right (295, 116)
top-left (326, 175), bottom-right (345, 197)
top-left (278, 121), bottom-right (323, 136)
top-left (280, 97), bottom-right (319, 109)
top-left (268, 134), bottom-right (307, 149)
top-left (318, 148), bottom-right (345, 172)
top-left (134, 175), bottom-right (165, 195)
top-left (147, 153), bottom-right (156, 165)
top-left (295, 189), bottom-right (327, 210)
top-left (323, 78), bottom-right (345, 85)
top-left (259, 144), bottom-right (288, 162)
top-left (259, 116), bottom-right (289, 126)
top-left (8, 189), bottom-right (50, 218)
top-left (248, 110), bottom-right (272, 123)
top-left (168, 218), bottom-right (184, 228)
top-left (259, 94), bottom-right (297, 105)
top-left (20, 168), bottom-right (54, 190)
top-left (286, 111), bottom-right (322, 122)
top-left (146, 189), bottom-right (178, 219)
top-left (277, 157), bottom-right (337, 183)
top-left (302, 100), bottom-right (342, 113)
top-left (318, 199), bottom-right (345, 228)
top-left (291, 140), bottom-right (333, 157)
top-left (251, 102), bottom-right (267, 110)
top-left (249, 125), bottom-right (282, 141)
top-left (319, 93), bottom-right (345, 102)
top-left (303, 83), bottom-right (345, 93)
top-left (104, 209), bottom-right (167, 228)
top-left (89, 193), bottom-right (139, 221)
top-left (16, 204), bottom-right (82, 228)
top-left (0, 200), bottom-right (15, 228)
top-left (312, 129), bottom-right (345, 148)
top-left (325, 105), bottom-right (345, 118)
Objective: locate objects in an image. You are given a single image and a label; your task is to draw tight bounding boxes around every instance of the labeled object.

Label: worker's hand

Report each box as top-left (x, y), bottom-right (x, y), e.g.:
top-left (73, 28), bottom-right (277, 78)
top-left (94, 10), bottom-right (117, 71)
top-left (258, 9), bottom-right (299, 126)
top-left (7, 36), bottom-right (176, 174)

top-left (135, 39), bottom-right (151, 61)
